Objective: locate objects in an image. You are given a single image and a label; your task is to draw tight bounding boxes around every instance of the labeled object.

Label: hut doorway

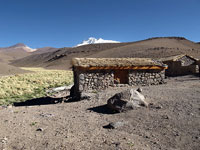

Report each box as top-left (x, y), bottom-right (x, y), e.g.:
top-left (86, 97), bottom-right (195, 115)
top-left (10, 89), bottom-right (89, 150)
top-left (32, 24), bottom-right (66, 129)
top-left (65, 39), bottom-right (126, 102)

top-left (114, 70), bottom-right (128, 84)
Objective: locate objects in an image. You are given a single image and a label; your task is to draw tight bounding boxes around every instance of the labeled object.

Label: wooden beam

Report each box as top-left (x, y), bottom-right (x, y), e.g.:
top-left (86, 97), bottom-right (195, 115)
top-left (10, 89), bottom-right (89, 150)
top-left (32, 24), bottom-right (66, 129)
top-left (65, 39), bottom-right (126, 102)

top-left (76, 66), bottom-right (167, 71)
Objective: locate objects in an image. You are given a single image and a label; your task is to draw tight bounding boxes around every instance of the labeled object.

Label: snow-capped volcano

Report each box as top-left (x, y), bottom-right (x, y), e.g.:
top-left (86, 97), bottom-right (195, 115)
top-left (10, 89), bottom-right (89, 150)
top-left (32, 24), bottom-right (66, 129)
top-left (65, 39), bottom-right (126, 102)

top-left (9, 43), bottom-right (37, 52)
top-left (76, 37), bottom-right (120, 47)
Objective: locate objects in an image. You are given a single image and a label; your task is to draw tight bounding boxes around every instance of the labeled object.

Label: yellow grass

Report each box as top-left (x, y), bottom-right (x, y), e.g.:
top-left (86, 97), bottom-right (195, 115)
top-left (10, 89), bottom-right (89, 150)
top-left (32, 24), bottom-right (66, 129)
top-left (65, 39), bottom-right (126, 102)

top-left (0, 67), bottom-right (73, 105)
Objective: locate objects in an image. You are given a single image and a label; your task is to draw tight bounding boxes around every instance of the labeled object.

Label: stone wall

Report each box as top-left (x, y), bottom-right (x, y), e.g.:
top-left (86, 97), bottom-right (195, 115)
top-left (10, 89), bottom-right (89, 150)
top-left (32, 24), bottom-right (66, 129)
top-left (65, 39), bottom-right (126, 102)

top-left (76, 70), bottom-right (114, 92)
top-left (73, 68), bottom-right (166, 95)
top-left (128, 70), bottom-right (165, 86)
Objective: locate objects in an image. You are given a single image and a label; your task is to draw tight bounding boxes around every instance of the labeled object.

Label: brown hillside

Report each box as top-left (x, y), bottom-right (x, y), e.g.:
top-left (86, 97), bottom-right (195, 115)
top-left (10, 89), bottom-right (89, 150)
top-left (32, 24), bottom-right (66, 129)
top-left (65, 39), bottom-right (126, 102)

top-left (0, 48), bottom-right (31, 63)
top-left (32, 47), bottom-right (59, 54)
top-left (0, 46), bottom-right (32, 76)
top-left (12, 37), bottom-right (200, 70)
top-left (90, 37), bottom-right (200, 59)
top-left (12, 43), bottom-right (132, 69)
top-left (0, 62), bottom-right (30, 76)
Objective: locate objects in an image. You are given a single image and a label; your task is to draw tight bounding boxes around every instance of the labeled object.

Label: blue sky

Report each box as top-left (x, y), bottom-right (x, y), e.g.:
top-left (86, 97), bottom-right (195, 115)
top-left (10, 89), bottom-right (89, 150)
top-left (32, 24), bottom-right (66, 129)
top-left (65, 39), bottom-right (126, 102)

top-left (0, 0), bottom-right (199, 48)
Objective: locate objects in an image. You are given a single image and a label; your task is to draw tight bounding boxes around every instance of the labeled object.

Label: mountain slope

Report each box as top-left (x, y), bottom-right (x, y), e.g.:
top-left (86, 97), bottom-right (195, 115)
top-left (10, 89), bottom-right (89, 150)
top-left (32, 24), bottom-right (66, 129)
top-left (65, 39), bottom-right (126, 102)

top-left (0, 43), bottom-right (32, 63)
top-left (89, 37), bottom-right (200, 58)
top-left (12, 37), bottom-right (200, 70)
top-left (12, 42), bottom-right (131, 69)
top-left (32, 47), bottom-right (59, 54)
top-left (4, 43), bottom-right (37, 52)
top-left (0, 43), bottom-right (58, 76)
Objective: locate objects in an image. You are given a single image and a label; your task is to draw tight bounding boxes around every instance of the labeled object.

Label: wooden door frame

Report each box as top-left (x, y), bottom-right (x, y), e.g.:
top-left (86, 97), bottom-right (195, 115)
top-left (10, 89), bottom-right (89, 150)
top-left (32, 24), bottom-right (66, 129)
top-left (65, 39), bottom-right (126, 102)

top-left (114, 70), bottom-right (129, 84)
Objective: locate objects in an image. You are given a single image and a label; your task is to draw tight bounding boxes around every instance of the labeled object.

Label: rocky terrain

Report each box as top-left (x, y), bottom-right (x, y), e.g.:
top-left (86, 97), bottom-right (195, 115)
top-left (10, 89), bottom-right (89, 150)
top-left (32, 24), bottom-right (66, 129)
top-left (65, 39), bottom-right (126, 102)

top-left (0, 75), bottom-right (199, 150)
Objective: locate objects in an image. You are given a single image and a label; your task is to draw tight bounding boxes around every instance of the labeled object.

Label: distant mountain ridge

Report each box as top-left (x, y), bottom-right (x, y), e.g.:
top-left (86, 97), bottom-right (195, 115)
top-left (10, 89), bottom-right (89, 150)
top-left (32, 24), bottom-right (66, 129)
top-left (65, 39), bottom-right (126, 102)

top-left (0, 43), bottom-right (37, 52)
top-left (0, 37), bottom-right (120, 52)
top-left (9, 43), bottom-right (27, 48)
top-left (76, 37), bottom-right (120, 47)
top-left (0, 43), bottom-right (57, 64)
top-left (12, 37), bottom-right (200, 70)
top-left (0, 43), bottom-right (58, 76)
top-left (0, 37), bottom-right (200, 76)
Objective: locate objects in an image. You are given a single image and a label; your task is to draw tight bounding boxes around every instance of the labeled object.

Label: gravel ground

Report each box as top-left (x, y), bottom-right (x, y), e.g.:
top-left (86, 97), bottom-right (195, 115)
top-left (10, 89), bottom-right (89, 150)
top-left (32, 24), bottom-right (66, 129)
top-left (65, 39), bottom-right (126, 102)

top-left (0, 75), bottom-right (200, 150)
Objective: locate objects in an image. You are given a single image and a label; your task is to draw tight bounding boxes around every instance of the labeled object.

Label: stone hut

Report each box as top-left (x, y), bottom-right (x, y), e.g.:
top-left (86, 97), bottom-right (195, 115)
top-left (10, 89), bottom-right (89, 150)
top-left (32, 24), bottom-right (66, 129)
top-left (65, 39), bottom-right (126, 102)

top-left (71, 58), bottom-right (167, 97)
top-left (159, 54), bottom-right (199, 76)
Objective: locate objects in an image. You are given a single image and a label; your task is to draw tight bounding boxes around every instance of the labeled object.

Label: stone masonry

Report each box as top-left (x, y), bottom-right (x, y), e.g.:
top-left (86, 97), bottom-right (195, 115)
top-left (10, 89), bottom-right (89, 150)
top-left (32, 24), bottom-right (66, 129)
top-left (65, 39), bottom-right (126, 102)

top-left (78, 70), bottom-right (114, 92)
top-left (75, 69), bottom-right (165, 93)
top-left (128, 70), bottom-right (165, 86)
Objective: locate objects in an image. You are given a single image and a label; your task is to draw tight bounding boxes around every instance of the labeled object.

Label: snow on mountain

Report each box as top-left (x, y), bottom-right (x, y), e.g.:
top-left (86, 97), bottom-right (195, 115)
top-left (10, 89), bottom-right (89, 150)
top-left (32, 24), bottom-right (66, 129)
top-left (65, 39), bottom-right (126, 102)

top-left (9, 43), bottom-right (37, 52)
top-left (22, 45), bottom-right (37, 52)
top-left (76, 37), bottom-right (120, 47)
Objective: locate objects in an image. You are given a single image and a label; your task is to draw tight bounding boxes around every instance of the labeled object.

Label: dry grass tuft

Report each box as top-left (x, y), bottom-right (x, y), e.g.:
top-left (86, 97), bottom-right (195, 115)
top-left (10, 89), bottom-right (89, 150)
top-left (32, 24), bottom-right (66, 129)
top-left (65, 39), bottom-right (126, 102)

top-left (0, 68), bottom-right (73, 105)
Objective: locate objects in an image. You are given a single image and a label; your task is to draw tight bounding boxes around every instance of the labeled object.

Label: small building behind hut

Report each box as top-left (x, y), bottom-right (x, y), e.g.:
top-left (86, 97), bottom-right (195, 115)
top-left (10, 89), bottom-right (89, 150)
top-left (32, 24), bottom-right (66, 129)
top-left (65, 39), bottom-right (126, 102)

top-left (71, 58), bottom-right (167, 97)
top-left (159, 54), bottom-right (199, 76)
top-left (197, 60), bottom-right (200, 76)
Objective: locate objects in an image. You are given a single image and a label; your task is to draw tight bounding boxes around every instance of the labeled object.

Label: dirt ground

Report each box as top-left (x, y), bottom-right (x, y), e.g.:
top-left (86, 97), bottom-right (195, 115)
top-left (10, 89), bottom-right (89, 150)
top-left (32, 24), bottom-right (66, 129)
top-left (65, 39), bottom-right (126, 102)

top-left (0, 75), bottom-right (200, 150)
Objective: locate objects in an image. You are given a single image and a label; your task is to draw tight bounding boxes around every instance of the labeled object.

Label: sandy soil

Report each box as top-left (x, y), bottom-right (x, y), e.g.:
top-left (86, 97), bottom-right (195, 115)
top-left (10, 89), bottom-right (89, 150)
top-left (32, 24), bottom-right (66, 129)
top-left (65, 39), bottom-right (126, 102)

top-left (0, 75), bottom-right (200, 150)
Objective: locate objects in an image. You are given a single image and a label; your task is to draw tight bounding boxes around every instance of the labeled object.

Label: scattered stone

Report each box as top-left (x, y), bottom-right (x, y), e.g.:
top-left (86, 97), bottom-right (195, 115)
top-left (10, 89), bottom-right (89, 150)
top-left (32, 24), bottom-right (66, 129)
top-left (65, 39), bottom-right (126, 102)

top-left (136, 87), bottom-right (142, 93)
top-left (113, 142), bottom-right (120, 146)
top-left (144, 135), bottom-right (150, 139)
top-left (152, 141), bottom-right (158, 145)
top-left (80, 92), bottom-right (94, 100)
top-left (149, 103), bottom-right (162, 109)
top-left (162, 115), bottom-right (169, 119)
top-left (1, 105), bottom-right (8, 109)
top-left (190, 113), bottom-right (194, 116)
top-left (7, 105), bottom-right (13, 109)
top-left (103, 121), bottom-right (128, 129)
top-left (36, 128), bottom-right (43, 132)
top-left (154, 105), bottom-right (162, 109)
top-left (173, 131), bottom-right (179, 136)
top-left (40, 113), bottom-right (54, 118)
top-left (107, 89), bottom-right (148, 112)
top-left (112, 142), bottom-right (121, 149)
top-left (1, 137), bottom-right (8, 144)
